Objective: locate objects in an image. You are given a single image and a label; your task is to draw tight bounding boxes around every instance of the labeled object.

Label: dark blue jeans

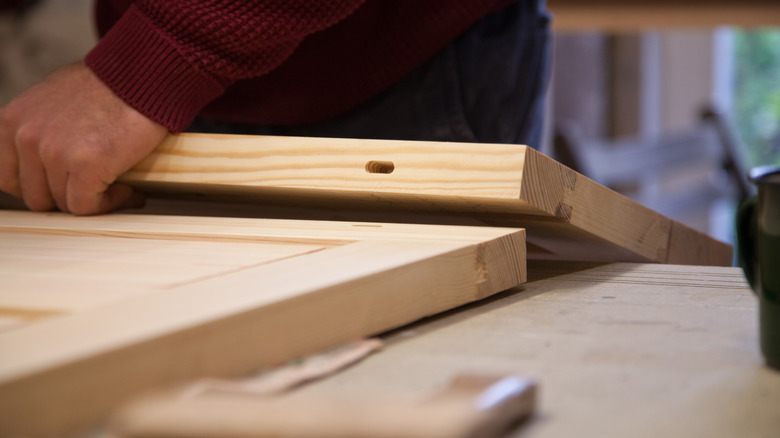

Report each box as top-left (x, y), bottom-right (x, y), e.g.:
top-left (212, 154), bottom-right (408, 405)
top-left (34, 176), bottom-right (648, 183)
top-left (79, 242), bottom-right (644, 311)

top-left (190, 0), bottom-right (551, 149)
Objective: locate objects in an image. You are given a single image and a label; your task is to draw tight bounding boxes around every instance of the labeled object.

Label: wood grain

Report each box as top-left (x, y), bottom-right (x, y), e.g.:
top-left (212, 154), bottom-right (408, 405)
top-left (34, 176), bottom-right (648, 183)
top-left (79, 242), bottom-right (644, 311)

top-left (121, 133), bottom-right (731, 265)
top-left (0, 210), bottom-right (525, 436)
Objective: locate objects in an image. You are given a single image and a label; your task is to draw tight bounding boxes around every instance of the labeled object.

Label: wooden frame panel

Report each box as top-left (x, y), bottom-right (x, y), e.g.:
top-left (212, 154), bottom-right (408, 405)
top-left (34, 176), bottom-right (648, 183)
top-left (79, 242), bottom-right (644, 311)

top-left (0, 211), bottom-right (525, 436)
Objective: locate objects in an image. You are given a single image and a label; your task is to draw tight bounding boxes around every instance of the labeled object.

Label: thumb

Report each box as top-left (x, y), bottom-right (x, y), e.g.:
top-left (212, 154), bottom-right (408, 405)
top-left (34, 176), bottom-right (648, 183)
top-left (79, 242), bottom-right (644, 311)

top-left (66, 175), bottom-right (144, 216)
top-left (101, 183), bottom-right (147, 213)
top-left (0, 105), bottom-right (23, 198)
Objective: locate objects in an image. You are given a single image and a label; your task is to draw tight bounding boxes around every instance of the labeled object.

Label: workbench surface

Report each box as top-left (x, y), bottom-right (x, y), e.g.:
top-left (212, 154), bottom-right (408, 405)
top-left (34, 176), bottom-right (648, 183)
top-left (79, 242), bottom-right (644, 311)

top-left (288, 261), bottom-right (780, 438)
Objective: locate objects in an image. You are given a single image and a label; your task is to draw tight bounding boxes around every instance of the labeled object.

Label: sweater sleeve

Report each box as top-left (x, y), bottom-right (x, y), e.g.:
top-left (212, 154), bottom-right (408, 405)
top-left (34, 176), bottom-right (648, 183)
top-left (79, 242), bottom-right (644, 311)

top-left (85, 1), bottom-right (366, 132)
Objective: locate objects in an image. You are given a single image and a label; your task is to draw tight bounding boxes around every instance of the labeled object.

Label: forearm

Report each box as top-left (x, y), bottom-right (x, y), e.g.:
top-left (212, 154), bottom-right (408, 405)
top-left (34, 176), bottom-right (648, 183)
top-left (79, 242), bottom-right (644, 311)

top-left (86, 0), bottom-right (367, 132)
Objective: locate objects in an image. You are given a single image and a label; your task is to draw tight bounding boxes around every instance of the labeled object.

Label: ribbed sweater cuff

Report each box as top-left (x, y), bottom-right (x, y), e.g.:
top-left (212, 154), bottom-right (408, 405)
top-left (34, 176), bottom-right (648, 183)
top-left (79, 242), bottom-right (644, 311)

top-left (85, 5), bottom-right (225, 132)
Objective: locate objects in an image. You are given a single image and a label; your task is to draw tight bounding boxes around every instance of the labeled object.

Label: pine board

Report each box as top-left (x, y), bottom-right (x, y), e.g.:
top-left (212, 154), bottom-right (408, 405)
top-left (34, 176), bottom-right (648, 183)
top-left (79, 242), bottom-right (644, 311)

top-left (121, 134), bottom-right (731, 266)
top-left (0, 210), bottom-right (525, 436)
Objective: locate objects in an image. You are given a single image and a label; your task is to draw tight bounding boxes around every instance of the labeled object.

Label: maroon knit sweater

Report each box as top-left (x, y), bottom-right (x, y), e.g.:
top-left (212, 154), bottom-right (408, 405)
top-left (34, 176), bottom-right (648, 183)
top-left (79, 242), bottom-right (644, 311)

top-left (86, 0), bottom-right (514, 133)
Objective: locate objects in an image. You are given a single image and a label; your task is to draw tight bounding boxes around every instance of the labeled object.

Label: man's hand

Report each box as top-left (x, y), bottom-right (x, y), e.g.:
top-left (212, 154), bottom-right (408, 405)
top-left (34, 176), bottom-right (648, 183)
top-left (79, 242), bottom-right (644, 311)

top-left (0, 62), bottom-right (168, 215)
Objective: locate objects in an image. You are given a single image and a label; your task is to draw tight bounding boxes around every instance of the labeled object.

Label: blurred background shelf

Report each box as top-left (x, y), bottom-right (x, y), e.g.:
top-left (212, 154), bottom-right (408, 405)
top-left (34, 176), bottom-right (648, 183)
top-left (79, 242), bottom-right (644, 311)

top-left (549, 0), bottom-right (780, 31)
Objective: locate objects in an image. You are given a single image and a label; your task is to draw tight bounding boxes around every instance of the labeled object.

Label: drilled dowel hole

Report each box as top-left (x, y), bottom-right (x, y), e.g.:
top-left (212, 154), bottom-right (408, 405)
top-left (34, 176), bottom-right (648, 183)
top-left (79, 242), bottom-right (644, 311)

top-left (365, 160), bottom-right (395, 174)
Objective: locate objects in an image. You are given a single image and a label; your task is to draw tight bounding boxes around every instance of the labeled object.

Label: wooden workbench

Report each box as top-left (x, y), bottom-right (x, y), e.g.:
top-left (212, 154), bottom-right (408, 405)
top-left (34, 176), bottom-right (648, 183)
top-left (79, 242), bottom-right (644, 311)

top-left (0, 218), bottom-right (774, 436)
top-left (282, 261), bottom-right (780, 437)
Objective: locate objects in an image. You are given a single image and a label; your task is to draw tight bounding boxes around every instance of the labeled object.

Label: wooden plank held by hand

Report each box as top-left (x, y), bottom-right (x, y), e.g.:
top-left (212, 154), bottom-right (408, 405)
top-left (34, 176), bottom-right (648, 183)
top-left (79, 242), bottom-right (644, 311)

top-left (121, 133), bottom-right (732, 266)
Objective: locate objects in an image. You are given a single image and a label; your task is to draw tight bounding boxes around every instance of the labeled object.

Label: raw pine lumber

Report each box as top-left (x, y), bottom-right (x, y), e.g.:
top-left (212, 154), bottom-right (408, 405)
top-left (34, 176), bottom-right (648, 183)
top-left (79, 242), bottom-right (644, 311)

top-left (0, 210), bottom-right (525, 436)
top-left (121, 133), bottom-right (732, 266)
